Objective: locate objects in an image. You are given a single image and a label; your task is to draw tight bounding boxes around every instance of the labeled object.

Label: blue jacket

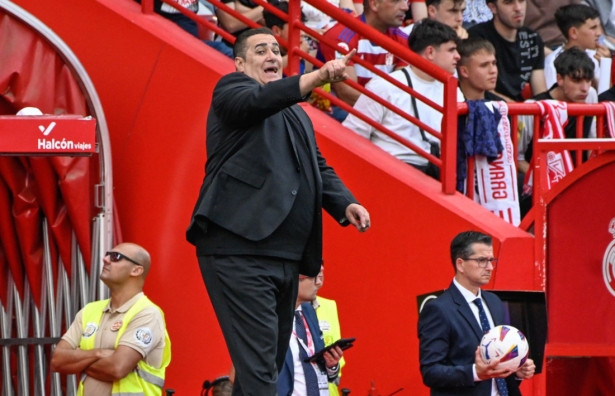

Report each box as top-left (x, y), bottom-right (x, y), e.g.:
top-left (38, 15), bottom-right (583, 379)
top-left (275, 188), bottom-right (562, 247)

top-left (277, 302), bottom-right (327, 396)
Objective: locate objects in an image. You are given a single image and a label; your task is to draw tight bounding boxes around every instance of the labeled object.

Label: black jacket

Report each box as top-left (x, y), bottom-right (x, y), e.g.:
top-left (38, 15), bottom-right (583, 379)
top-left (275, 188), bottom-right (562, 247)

top-left (187, 72), bottom-right (356, 276)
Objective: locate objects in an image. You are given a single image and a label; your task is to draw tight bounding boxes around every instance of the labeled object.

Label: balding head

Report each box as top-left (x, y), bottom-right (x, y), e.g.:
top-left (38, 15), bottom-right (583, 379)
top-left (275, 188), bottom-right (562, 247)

top-left (118, 242), bottom-right (151, 279)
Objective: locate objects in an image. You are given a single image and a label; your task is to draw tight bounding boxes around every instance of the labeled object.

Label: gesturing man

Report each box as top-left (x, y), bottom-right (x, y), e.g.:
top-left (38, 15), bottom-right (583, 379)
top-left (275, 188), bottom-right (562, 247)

top-left (51, 243), bottom-right (171, 395)
top-left (418, 231), bottom-right (535, 395)
top-left (186, 27), bottom-right (370, 396)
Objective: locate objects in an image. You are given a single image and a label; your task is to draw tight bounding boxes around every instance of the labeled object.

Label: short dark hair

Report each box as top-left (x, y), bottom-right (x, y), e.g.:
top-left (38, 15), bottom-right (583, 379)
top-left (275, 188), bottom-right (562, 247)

top-left (457, 37), bottom-right (495, 66)
top-left (409, 19), bottom-right (459, 54)
top-left (263, 2), bottom-right (306, 30)
top-left (426, 0), bottom-right (465, 8)
top-left (554, 46), bottom-right (595, 81)
top-left (450, 231), bottom-right (492, 271)
top-left (555, 4), bottom-right (600, 40)
top-left (484, 0), bottom-right (496, 4)
top-left (233, 27), bottom-right (275, 59)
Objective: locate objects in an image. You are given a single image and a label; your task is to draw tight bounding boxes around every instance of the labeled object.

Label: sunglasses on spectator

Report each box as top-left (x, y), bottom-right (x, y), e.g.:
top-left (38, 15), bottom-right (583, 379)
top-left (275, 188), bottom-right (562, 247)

top-left (105, 251), bottom-right (142, 266)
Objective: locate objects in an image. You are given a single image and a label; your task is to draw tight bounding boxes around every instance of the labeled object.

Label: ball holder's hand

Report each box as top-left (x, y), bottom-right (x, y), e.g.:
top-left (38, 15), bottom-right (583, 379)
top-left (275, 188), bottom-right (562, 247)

top-left (318, 49), bottom-right (357, 84)
top-left (475, 347), bottom-right (514, 380)
top-left (515, 358), bottom-right (536, 380)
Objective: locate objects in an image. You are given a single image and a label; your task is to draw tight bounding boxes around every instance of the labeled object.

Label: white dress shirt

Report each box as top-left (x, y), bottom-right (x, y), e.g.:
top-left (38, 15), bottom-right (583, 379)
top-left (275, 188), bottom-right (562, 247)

top-left (452, 278), bottom-right (501, 396)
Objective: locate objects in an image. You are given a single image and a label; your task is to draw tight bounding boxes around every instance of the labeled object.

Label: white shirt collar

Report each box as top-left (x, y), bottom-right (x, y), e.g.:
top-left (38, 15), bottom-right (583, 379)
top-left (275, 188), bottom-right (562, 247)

top-left (453, 277), bottom-right (482, 304)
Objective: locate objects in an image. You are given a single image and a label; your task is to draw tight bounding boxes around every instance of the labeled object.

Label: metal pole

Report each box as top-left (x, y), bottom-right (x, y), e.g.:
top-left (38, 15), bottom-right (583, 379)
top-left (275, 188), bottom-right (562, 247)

top-left (14, 281), bottom-right (29, 396)
top-left (1, 275), bottom-right (15, 396)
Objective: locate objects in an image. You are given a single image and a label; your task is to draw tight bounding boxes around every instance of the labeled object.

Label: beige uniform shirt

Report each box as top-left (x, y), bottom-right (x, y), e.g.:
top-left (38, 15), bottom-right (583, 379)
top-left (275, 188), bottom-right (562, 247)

top-left (62, 292), bottom-right (166, 396)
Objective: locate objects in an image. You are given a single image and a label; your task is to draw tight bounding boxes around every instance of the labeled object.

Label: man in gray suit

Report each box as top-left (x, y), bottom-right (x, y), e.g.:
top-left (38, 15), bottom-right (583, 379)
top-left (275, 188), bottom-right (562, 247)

top-left (187, 28), bottom-right (370, 396)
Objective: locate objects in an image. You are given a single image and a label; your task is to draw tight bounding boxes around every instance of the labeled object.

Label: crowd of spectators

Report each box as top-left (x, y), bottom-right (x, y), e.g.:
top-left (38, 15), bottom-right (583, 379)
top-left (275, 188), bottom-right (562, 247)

top-left (145, 0), bottom-right (615, 220)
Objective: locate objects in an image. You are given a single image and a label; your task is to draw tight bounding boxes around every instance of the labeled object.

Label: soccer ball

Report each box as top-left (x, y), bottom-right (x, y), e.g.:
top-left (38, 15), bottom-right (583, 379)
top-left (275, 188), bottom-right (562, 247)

top-left (479, 325), bottom-right (529, 371)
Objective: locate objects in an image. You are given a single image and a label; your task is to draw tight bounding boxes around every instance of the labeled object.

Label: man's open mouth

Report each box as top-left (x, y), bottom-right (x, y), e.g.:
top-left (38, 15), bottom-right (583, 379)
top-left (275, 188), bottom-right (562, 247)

top-left (264, 66), bottom-right (278, 74)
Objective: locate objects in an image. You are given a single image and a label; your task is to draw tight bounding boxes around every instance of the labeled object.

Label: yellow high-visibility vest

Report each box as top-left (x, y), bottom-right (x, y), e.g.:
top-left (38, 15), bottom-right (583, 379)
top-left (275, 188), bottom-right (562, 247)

top-left (78, 295), bottom-right (171, 396)
top-left (316, 296), bottom-right (345, 396)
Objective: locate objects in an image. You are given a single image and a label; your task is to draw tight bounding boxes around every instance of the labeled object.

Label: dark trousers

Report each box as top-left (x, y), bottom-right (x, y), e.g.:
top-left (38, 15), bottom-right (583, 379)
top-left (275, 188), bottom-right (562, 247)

top-left (198, 255), bottom-right (299, 396)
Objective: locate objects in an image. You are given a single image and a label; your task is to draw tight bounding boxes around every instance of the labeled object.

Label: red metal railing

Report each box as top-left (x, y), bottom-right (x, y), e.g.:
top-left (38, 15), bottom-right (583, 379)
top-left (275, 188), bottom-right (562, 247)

top-left (140, 0), bottom-right (460, 191)
top-left (140, 0), bottom-right (615, 206)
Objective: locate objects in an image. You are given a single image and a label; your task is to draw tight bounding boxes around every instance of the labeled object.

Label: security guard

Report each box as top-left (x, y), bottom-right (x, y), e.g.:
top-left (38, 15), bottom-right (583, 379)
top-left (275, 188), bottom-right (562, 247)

top-left (51, 243), bottom-right (171, 395)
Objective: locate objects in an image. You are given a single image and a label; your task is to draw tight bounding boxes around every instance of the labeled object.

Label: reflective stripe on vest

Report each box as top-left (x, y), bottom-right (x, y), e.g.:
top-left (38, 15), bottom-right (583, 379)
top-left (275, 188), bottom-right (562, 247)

top-left (77, 295), bottom-right (171, 396)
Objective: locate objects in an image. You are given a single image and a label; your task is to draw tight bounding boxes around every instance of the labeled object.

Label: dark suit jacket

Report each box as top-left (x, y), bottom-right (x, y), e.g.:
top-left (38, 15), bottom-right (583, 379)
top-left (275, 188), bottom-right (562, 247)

top-left (277, 302), bottom-right (332, 396)
top-left (418, 282), bottom-right (522, 396)
top-left (187, 73), bottom-right (357, 276)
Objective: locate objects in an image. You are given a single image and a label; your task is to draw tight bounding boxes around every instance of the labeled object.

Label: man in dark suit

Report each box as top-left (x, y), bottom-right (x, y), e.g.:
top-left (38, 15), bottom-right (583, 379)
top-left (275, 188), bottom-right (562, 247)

top-left (277, 272), bottom-right (343, 396)
top-left (418, 231), bottom-right (535, 395)
top-left (186, 27), bottom-right (370, 396)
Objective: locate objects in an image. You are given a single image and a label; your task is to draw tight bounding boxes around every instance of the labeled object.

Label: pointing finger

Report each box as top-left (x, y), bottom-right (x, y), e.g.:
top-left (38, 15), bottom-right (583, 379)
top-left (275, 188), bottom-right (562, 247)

top-left (342, 48), bottom-right (357, 64)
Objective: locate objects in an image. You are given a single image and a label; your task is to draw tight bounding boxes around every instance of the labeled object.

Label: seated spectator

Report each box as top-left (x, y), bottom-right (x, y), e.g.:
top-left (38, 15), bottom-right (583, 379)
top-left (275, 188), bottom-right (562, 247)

top-left (544, 5), bottom-right (609, 89)
top-left (402, 0), bottom-right (468, 39)
top-left (457, 37), bottom-right (503, 100)
top-left (342, 20), bottom-right (464, 175)
top-left (583, 0), bottom-right (615, 51)
top-left (318, 0), bottom-right (410, 109)
top-left (263, 2), bottom-right (311, 71)
top-left (302, 0), bottom-right (357, 32)
top-left (463, 0), bottom-right (492, 29)
top-left (136, 0), bottom-right (200, 37)
top-left (468, 0), bottom-right (547, 102)
top-left (525, 0), bottom-right (579, 49)
top-left (214, 0), bottom-right (265, 54)
top-left (517, 47), bottom-right (596, 214)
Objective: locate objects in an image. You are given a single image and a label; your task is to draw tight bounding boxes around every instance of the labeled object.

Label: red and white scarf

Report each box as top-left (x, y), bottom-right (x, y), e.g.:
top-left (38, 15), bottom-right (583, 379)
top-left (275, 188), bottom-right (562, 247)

top-left (523, 100), bottom-right (574, 195)
top-left (475, 102), bottom-right (520, 226)
top-left (602, 101), bottom-right (615, 138)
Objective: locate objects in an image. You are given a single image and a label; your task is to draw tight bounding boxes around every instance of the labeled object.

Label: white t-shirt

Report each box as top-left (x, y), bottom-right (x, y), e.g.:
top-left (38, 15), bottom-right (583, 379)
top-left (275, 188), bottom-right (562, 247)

top-left (544, 46), bottom-right (600, 88)
top-left (343, 66), bottom-right (464, 166)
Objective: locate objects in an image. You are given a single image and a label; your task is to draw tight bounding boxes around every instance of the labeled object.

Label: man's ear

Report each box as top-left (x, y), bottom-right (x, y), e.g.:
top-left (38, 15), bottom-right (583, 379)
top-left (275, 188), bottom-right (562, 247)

top-left (272, 25), bottom-right (282, 36)
top-left (423, 45), bottom-right (436, 61)
top-left (368, 0), bottom-right (380, 14)
top-left (486, 2), bottom-right (496, 16)
top-left (455, 258), bottom-right (465, 274)
top-left (131, 265), bottom-right (144, 278)
top-left (458, 64), bottom-right (469, 79)
top-left (427, 4), bottom-right (437, 20)
top-left (556, 73), bottom-right (564, 87)
top-left (568, 27), bottom-right (578, 41)
top-left (235, 57), bottom-right (245, 73)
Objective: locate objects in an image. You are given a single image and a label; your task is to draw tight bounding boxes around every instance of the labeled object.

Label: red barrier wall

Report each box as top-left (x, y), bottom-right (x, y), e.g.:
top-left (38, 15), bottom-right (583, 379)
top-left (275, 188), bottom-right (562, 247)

top-left (10, 0), bottom-right (536, 393)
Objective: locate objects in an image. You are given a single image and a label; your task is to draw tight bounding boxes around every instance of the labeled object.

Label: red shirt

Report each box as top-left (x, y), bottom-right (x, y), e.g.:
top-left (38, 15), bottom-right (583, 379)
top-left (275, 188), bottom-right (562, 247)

top-left (319, 15), bottom-right (409, 86)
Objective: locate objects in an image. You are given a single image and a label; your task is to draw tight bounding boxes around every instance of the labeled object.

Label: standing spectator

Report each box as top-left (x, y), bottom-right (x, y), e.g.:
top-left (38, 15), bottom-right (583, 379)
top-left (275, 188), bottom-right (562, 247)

top-left (318, 0), bottom-right (410, 109)
top-left (418, 231), bottom-right (536, 395)
top-left (468, 0), bottom-right (547, 102)
top-left (342, 20), bottom-right (464, 174)
top-left (402, 0), bottom-right (468, 39)
top-left (312, 266), bottom-right (346, 396)
top-left (277, 273), bottom-right (344, 396)
top-left (525, 0), bottom-right (580, 49)
top-left (544, 4), bottom-right (609, 88)
top-left (186, 28), bottom-right (370, 396)
top-left (50, 244), bottom-right (171, 395)
top-left (457, 37), bottom-right (503, 101)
